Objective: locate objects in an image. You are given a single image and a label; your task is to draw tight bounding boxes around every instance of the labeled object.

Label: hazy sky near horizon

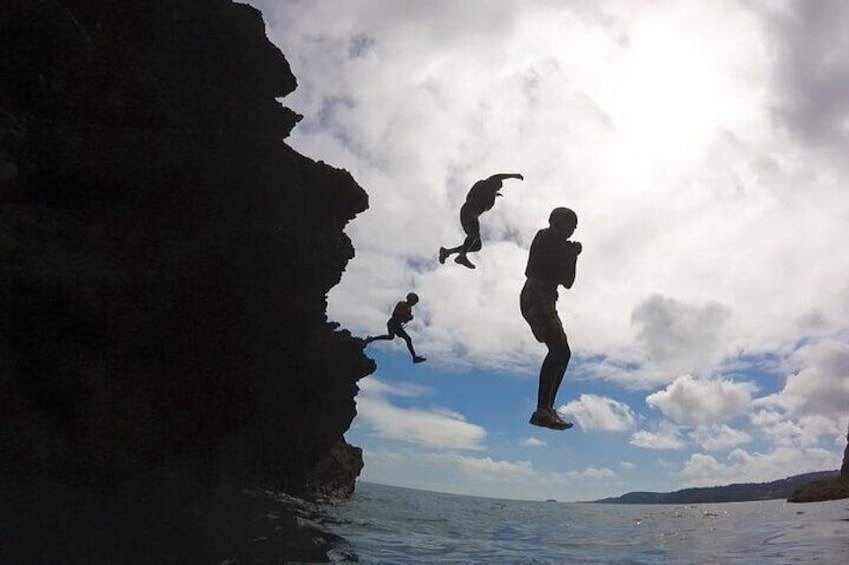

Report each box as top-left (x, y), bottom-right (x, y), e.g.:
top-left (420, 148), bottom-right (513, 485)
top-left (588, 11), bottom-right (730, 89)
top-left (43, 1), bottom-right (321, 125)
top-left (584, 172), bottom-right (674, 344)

top-left (247, 0), bottom-right (849, 501)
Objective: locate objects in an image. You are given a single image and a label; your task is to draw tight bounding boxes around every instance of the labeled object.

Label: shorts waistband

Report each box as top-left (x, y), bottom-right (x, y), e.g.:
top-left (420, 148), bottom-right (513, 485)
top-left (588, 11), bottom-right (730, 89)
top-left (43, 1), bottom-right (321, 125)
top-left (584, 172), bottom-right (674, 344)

top-left (524, 277), bottom-right (558, 293)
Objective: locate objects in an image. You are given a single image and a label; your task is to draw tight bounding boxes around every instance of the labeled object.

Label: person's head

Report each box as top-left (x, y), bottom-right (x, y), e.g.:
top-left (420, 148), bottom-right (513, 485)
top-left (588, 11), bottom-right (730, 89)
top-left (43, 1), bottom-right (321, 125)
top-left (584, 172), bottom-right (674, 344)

top-left (406, 292), bottom-right (419, 305)
top-left (548, 207), bottom-right (577, 236)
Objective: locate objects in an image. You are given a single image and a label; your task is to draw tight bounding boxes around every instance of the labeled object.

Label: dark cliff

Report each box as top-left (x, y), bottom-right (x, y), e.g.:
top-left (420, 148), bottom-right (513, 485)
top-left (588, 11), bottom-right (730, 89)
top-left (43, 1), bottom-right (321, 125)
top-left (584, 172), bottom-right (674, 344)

top-left (0, 0), bottom-right (374, 500)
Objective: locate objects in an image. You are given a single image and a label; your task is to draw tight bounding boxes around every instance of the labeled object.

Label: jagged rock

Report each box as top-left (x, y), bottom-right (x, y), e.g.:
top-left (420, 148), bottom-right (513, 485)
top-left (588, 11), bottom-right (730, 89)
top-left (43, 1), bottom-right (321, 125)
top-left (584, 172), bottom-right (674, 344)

top-left (0, 0), bottom-right (374, 498)
top-left (301, 439), bottom-right (365, 503)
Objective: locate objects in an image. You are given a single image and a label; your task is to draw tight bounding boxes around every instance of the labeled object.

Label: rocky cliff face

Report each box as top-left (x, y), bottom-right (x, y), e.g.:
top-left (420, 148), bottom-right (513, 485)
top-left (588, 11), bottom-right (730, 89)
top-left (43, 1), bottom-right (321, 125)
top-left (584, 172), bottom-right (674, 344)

top-left (0, 0), bottom-right (373, 500)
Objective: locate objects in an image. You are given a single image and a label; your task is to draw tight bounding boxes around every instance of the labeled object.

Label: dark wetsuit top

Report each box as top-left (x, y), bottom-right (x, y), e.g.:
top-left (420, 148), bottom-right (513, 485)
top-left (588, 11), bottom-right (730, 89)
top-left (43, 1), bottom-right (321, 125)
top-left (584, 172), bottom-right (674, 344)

top-left (520, 228), bottom-right (579, 342)
top-left (387, 301), bottom-right (413, 335)
top-left (524, 228), bottom-right (579, 290)
top-left (458, 178), bottom-right (502, 250)
top-left (464, 178), bottom-right (501, 215)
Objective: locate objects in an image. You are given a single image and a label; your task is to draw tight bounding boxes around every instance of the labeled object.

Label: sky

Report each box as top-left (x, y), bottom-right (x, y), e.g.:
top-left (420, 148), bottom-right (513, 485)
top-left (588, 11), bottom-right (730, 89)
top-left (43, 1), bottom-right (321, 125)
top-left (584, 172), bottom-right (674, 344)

top-left (246, 0), bottom-right (849, 502)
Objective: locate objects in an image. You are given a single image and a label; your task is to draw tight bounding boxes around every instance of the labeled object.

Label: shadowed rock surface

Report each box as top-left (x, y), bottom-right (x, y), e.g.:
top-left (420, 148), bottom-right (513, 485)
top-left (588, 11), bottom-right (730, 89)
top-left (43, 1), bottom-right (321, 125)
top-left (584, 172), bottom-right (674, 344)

top-left (0, 0), bottom-right (374, 501)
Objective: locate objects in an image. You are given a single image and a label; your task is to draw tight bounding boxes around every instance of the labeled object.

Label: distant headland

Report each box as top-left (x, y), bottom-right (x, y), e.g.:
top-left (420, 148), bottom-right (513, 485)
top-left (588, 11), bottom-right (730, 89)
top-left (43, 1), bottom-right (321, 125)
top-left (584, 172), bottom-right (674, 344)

top-left (593, 470), bottom-right (842, 504)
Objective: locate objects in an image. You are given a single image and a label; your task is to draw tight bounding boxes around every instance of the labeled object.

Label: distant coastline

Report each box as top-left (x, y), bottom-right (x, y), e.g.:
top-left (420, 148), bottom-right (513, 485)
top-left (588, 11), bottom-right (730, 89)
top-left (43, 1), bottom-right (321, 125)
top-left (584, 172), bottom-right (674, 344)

top-left (592, 470), bottom-right (839, 504)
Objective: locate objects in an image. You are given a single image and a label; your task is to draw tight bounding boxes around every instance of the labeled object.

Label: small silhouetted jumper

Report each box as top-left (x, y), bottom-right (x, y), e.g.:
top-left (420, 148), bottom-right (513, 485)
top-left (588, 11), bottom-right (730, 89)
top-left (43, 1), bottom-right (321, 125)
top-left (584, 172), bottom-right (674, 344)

top-left (439, 173), bottom-right (523, 269)
top-left (520, 207), bottom-right (582, 430)
top-left (364, 292), bottom-right (426, 364)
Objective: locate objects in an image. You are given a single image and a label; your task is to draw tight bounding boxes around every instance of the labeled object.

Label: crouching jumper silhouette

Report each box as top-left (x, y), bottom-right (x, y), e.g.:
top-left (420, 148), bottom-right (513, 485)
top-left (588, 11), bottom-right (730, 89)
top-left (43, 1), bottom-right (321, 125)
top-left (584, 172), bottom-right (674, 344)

top-left (365, 292), bottom-right (426, 364)
top-left (521, 207), bottom-right (582, 430)
top-left (439, 173), bottom-right (523, 269)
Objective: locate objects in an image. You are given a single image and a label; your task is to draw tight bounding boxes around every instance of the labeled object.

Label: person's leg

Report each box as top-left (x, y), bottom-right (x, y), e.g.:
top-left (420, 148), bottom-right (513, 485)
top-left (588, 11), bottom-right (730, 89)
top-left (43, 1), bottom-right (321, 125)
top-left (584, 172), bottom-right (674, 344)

top-left (365, 322), bottom-right (398, 344)
top-left (439, 244), bottom-right (464, 263)
top-left (541, 333), bottom-right (570, 410)
top-left (440, 205), bottom-right (472, 263)
top-left (397, 327), bottom-right (416, 357)
top-left (365, 334), bottom-right (392, 343)
top-left (522, 283), bottom-right (571, 430)
top-left (456, 206), bottom-right (480, 268)
top-left (396, 327), bottom-right (426, 363)
top-left (532, 340), bottom-right (571, 430)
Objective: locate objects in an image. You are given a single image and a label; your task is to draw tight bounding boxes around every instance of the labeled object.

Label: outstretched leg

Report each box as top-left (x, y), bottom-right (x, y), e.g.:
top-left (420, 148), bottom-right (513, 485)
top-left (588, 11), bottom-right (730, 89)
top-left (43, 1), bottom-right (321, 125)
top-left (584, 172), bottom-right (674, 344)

top-left (364, 333), bottom-right (393, 344)
top-left (365, 322), bottom-right (398, 345)
top-left (396, 326), bottom-right (426, 363)
top-left (455, 205), bottom-right (481, 269)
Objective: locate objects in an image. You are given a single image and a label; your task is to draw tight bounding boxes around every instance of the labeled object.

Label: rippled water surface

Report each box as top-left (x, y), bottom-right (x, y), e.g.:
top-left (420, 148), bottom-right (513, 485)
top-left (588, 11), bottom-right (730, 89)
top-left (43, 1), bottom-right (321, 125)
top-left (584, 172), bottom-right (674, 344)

top-left (315, 482), bottom-right (849, 564)
top-left (3, 479), bottom-right (847, 563)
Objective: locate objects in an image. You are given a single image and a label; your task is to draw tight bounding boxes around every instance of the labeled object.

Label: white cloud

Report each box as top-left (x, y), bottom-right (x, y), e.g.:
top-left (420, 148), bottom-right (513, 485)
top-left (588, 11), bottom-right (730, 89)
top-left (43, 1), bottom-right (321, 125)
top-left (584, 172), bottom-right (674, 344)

top-left (450, 454), bottom-right (535, 479)
top-left (646, 375), bottom-right (757, 425)
top-left (569, 467), bottom-right (616, 480)
top-left (246, 0), bottom-right (849, 497)
top-left (630, 422), bottom-right (686, 450)
top-left (769, 0), bottom-right (849, 151)
top-left (754, 339), bottom-right (849, 417)
top-left (358, 377), bottom-right (431, 399)
top-left (689, 424), bottom-right (752, 451)
top-left (631, 294), bottom-right (731, 377)
top-left (745, 340), bottom-right (849, 449)
top-left (356, 378), bottom-right (486, 450)
top-left (750, 410), bottom-right (848, 448)
top-left (680, 446), bottom-right (843, 488)
top-left (248, 0), bottom-right (849, 389)
top-left (560, 394), bottom-right (636, 432)
top-left (359, 449), bottom-right (618, 501)
top-left (520, 437), bottom-right (547, 448)
top-left (619, 461), bottom-right (636, 469)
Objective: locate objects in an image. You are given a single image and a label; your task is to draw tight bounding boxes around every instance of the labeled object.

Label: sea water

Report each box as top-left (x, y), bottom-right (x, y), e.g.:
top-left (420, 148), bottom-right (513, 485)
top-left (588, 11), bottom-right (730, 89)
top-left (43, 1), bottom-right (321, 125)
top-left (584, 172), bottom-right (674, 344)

top-left (4, 479), bottom-right (847, 563)
top-left (306, 482), bottom-right (849, 564)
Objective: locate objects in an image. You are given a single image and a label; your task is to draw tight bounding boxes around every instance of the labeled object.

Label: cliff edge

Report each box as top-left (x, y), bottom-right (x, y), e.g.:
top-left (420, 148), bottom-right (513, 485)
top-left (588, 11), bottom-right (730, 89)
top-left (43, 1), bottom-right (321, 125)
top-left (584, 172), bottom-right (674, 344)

top-left (0, 0), bottom-right (374, 500)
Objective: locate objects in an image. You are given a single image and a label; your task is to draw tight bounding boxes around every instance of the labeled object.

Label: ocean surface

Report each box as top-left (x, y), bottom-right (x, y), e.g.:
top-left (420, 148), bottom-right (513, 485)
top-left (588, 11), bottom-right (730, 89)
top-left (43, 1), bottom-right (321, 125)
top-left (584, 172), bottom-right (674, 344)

top-left (302, 482), bottom-right (849, 564)
top-left (3, 479), bottom-right (848, 563)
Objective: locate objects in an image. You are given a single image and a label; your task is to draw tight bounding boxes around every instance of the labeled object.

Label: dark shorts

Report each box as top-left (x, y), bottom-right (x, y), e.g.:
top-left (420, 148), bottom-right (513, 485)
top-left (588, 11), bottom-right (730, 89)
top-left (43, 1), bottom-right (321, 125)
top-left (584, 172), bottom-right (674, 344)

top-left (520, 278), bottom-right (565, 343)
top-left (387, 320), bottom-right (410, 340)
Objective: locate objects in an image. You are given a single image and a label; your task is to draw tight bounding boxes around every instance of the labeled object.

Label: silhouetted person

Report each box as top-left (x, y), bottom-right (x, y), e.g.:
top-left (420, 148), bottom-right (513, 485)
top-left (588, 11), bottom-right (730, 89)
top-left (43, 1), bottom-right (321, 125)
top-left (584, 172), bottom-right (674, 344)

top-left (365, 292), bottom-right (426, 364)
top-left (439, 173), bottom-right (524, 269)
top-left (521, 207), bottom-right (582, 430)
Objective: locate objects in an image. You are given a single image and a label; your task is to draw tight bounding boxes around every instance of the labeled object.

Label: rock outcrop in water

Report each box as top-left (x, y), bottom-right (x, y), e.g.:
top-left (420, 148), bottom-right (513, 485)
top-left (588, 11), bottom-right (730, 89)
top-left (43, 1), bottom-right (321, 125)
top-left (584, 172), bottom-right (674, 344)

top-left (0, 0), bottom-right (374, 500)
top-left (788, 424), bottom-right (849, 503)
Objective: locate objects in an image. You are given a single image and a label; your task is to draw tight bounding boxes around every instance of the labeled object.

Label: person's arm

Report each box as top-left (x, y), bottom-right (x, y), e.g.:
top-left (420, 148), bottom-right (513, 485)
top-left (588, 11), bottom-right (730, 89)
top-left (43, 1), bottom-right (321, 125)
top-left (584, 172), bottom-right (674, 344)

top-left (486, 173), bottom-right (524, 183)
top-left (559, 241), bottom-right (581, 289)
top-left (485, 173), bottom-right (523, 198)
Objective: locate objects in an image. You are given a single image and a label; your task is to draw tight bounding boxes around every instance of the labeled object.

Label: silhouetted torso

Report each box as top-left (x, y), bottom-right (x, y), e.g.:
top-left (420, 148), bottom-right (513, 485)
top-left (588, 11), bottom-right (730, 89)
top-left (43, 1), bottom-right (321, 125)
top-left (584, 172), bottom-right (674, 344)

top-left (525, 227), bottom-right (578, 289)
top-left (464, 179), bottom-right (500, 215)
top-left (390, 301), bottom-right (413, 325)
